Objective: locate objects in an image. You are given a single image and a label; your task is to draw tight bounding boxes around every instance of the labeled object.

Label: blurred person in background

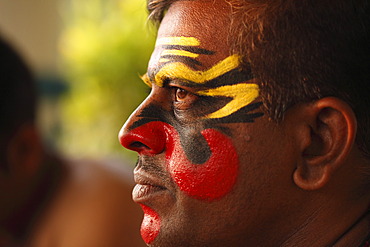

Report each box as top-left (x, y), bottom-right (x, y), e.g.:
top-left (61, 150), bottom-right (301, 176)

top-left (0, 35), bottom-right (145, 246)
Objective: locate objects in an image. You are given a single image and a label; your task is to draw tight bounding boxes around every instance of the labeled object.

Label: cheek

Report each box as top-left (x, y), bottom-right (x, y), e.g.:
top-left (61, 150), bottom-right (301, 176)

top-left (166, 125), bottom-right (239, 201)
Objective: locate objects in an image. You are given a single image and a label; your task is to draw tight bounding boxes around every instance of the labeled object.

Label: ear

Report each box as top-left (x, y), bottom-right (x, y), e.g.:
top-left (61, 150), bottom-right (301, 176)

top-left (7, 124), bottom-right (43, 176)
top-left (292, 97), bottom-right (357, 190)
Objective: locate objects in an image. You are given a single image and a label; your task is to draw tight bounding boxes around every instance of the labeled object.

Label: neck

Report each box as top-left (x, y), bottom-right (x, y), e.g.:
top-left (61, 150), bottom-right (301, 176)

top-left (0, 153), bottom-right (66, 245)
top-left (279, 199), bottom-right (370, 247)
top-left (333, 209), bottom-right (370, 247)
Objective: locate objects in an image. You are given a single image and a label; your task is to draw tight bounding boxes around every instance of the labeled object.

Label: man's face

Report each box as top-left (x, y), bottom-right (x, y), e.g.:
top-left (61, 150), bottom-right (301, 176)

top-left (120, 1), bottom-right (297, 246)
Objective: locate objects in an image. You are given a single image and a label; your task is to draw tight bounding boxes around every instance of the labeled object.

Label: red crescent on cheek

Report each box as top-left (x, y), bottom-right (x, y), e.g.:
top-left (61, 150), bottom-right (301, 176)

top-left (164, 124), bottom-right (239, 201)
top-left (139, 204), bottom-right (161, 244)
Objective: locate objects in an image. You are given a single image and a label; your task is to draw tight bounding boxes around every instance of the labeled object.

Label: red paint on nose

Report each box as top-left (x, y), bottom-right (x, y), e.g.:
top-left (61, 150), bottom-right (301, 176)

top-left (119, 122), bottom-right (167, 155)
top-left (140, 204), bottom-right (160, 244)
top-left (165, 125), bottom-right (239, 201)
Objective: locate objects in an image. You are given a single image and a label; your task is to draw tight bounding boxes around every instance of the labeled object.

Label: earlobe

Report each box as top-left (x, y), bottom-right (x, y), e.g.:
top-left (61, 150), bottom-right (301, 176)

top-left (7, 124), bottom-right (43, 176)
top-left (292, 97), bottom-right (357, 190)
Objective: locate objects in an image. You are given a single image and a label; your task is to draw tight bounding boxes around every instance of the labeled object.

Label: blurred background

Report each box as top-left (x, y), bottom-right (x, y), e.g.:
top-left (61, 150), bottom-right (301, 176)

top-left (0, 0), bottom-right (155, 164)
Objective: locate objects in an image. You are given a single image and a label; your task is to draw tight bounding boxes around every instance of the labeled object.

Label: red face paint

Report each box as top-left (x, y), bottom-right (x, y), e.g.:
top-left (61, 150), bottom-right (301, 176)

top-left (140, 204), bottom-right (161, 244)
top-left (164, 123), bottom-right (239, 201)
top-left (124, 121), bottom-right (239, 200)
top-left (121, 121), bottom-right (239, 243)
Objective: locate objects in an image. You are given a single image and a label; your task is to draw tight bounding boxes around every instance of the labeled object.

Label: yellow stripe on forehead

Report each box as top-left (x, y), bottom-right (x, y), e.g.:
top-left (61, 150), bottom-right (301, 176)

top-left (161, 50), bottom-right (199, 58)
top-left (156, 36), bottom-right (200, 46)
top-left (197, 83), bottom-right (259, 119)
top-left (159, 58), bottom-right (171, 63)
top-left (154, 54), bottom-right (240, 86)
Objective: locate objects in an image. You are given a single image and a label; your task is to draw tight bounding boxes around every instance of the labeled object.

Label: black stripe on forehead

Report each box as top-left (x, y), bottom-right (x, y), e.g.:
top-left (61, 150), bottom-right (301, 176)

top-left (147, 63), bottom-right (253, 89)
top-left (161, 45), bottom-right (215, 55)
top-left (199, 68), bottom-right (254, 88)
top-left (157, 44), bottom-right (214, 70)
top-left (159, 68), bottom-right (254, 89)
top-left (160, 55), bottom-right (202, 69)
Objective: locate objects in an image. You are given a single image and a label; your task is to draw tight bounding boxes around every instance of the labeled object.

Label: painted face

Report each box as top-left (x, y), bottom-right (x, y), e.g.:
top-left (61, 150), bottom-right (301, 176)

top-left (119, 0), bottom-right (296, 246)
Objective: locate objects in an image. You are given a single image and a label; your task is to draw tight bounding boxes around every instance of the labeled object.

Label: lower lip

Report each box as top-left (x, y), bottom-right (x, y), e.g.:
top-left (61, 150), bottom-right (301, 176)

top-left (133, 184), bottom-right (166, 202)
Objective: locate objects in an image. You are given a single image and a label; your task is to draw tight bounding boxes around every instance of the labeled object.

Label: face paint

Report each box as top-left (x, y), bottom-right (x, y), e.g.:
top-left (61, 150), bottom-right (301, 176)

top-left (143, 36), bottom-right (261, 121)
top-left (153, 54), bottom-right (241, 86)
top-left (161, 49), bottom-right (200, 58)
top-left (128, 37), bottom-right (262, 201)
top-left (122, 36), bottom-right (263, 243)
top-left (124, 121), bottom-right (239, 201)
top-left (156, 36), bottom-right (200, 46)
top-left (165, 123), bottom-right (239, 201)
top-left (140, 204), bottom-right (161, 244)
top-left (197, 83), bottom-right (259, 119)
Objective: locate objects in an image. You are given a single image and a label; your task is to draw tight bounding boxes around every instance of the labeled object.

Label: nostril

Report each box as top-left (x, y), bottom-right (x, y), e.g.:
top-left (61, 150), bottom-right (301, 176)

top-left (126, 140), bottom-right (153, 154)
top-left (130, 141), bottom-right (150, 150)
top-left (119, 133), bottom-right (149, 153)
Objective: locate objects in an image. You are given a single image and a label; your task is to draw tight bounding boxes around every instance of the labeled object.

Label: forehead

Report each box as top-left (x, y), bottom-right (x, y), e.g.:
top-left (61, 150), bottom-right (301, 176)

top-left (149, 0), bottom-right (234, 69)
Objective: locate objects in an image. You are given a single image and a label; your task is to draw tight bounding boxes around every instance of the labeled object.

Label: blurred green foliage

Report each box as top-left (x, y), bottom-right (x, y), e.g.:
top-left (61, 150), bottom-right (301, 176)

top-left (59, 0), bottom-right (155, 160)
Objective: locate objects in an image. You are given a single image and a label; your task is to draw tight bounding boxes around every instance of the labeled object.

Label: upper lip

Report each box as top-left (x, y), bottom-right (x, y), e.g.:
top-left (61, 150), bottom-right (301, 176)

top-left (133, 168), bottom-right (169, 204)
top-left (134, 168), bottom-right (167, 190)
top-left (133, 160), bottom-right (177, 205)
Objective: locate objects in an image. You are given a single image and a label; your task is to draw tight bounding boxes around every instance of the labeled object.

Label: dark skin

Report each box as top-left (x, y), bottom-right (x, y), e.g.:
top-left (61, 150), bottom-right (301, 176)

top-left (119, 0), bottom-right (370, 246)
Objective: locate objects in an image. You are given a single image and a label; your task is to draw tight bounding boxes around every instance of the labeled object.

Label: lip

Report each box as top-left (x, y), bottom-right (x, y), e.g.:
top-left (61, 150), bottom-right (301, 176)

top-left (133, 171), bottom-right (168, 203)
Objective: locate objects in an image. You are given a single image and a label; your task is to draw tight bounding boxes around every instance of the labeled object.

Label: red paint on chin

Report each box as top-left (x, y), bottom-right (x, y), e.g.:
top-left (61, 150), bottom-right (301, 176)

top-left (140, 204), bottom-right (161, 244)
top-left (165, 125), bottom-right (239, 201)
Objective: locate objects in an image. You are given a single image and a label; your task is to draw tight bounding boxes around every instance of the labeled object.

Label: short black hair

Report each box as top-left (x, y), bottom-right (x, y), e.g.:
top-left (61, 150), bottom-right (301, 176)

top-left (230, 0), bottom-right (370, 159)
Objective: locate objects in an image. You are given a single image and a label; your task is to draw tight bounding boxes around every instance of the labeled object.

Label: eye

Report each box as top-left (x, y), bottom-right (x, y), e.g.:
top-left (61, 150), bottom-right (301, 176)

top-left (175, 88), bottom-right (189, 102)
top-left (171, 86), bottom-right (199, 110)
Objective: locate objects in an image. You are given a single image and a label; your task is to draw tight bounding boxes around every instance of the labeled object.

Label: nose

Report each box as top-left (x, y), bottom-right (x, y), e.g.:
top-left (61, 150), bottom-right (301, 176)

top-left (119, 115), bottom-right (167, 156)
